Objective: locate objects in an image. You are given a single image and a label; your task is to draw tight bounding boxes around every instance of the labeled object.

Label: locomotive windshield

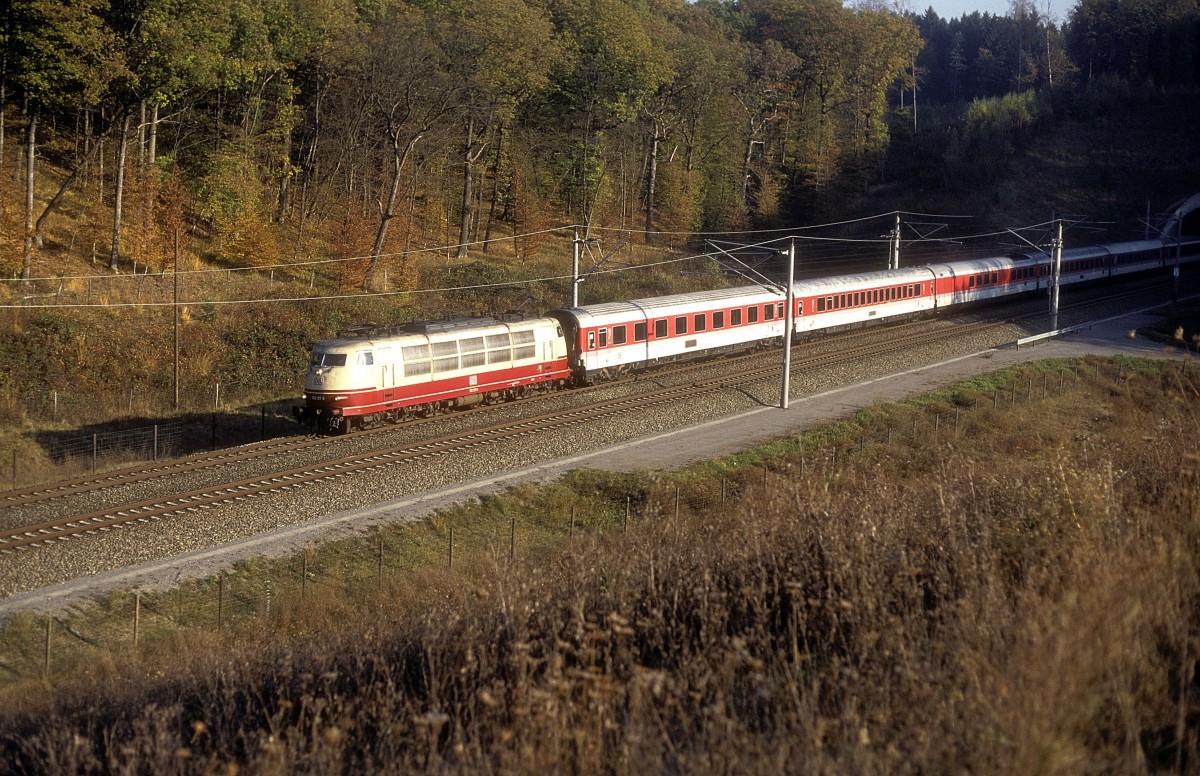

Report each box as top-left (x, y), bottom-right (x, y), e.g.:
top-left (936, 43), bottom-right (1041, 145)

top-left (311, 352), bottom-right (347, 367)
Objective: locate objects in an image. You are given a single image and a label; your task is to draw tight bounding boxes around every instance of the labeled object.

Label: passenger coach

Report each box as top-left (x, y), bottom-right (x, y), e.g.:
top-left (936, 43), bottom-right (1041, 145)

top-left (550, 286), bottom-right (793, 384)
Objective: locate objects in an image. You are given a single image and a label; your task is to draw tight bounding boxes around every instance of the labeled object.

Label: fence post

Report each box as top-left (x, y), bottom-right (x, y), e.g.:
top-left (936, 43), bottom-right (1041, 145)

top-left (134, 592), bottom-right (141, 649)
top-left (261, 406), bottom-right (267, 441)
top-left (934, 414), bottom-right (940, 443)
top-left (153, 425), bottom-right (158, 463)
top-left (448, 528), bottom-right (454, 569)
top-left (720, 479), bottom-right (726, 508)
top-left (378, 537), bottom-right (385, 585)
top-left (44, 617), bottom-right (52, 680)
top-left (510, 518), bottom-right (516, 559)
top-left (52, 390), bottom-right (57, 421)
top-left (674, 486), bottom-right (680, 519)
top-left (217, 575), bottom-right (224, 632)
top-left (11, 450), bottom-right (15, 490)
top-left (92, 433), bottom-right (98, 474)
top-left (301, 555), bottom-right (308, 604)
top-left (623, 499), bottom-right (629, 533)
top-left (215, 382), bottom-right (221, 408)
top-left (570, 506), bottom-right (575, 535)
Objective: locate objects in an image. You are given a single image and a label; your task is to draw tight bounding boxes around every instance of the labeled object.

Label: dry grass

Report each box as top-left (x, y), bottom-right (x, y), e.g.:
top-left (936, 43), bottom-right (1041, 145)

top-left (0, 356), bottom-right (1197, 773)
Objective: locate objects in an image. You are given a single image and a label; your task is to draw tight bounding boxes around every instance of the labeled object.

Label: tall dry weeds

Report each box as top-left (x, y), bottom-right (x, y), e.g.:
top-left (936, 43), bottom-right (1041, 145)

top-left (0, 358), bottom-right (1198, 774)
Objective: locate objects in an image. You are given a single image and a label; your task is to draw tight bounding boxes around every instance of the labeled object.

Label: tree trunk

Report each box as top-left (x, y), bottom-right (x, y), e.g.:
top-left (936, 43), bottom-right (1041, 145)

top-left (453, 114), bottom-right (472, 261)
top-left (0, 79), bottom-right (6, 189)
top-left (22, 109), bottom-right (37, 279)
top-left (365, 132), bottom-right (421, 290)
top-left (137, 100), bottom-right (146, 173)
top-left (34, 132), bottom-right (108, 248)
top-left (148, 102), bottom-right (157, 167)
top-left (110, 112), bottom-right (130, 271)
top-left (644, 124), bottom-right (661, 242)
top-left (482, 127), bottom-right (504, 251)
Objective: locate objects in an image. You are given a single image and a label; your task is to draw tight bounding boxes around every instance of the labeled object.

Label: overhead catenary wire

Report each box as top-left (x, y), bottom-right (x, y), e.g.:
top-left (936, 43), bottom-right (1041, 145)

top-left (0, 212), bottom-right (1103, 311)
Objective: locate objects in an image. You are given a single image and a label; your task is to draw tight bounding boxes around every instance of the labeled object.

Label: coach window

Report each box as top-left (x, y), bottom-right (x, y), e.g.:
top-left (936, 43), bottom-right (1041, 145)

top-left (776, 303), bottom-right (784, 317)
top-left (713, 311), bottom-right (725, 329)
top-left (655, 319), bottom-right (667, 338)
top-left (675, 316), bottom-right (688, 335)
top-left (694, 314), bottom-right (707, 332)
top-left (613, 325), bottom-right (627, 345)
top-left (748, 306), bottom-right (759, 323)
top-left (599, 329), bottom-right (608, 348)
top-left (764, 304), bottom-right (775, 321)
top-left (817, 297), bottom-right (826, 312)
top-left (991, 272), bottom-right (998, 283)
top-left (588, 331), bottom-right (596, 350)
top-left (635, 322), bottom-right (648, 342)
top-left (731, 308), bottom-right (742, 326)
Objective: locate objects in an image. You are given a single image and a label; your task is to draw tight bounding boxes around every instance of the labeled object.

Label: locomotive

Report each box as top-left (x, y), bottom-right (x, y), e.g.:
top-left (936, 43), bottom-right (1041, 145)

top-left (295, 236), bottom-right (1198, 434)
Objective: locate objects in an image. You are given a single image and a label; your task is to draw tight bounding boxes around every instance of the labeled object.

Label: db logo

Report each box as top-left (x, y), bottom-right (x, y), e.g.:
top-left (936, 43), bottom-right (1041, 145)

top-left (314, 376), bottom-right (324, 386)
top-left (469, 375), bottom-right (478, 386)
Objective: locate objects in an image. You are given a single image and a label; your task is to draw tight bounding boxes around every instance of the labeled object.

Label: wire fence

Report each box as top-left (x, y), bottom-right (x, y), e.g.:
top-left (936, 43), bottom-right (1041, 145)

top-left (6, 398), bottom-right (303, 490)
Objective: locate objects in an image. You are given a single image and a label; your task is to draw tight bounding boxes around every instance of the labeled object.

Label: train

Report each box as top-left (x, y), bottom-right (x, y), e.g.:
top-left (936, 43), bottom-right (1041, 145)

top-left (294, 235), bottom-right (1200, 434)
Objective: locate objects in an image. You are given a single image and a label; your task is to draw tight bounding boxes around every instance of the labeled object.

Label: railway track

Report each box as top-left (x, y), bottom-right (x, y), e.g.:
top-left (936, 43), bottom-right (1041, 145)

top-left (0, 309), bottom-right (949, 514)
top-left (0, 314), bottom-right (1007, 553)
top-left (0, 278), bottom-right (1180, 554)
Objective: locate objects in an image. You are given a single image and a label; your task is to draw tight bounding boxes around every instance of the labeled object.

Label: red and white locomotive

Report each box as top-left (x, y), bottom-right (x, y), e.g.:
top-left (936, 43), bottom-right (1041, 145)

top-left (296, 235), bottom-right (1199, 434)
top-left (296, 316), bottom-right (570, 431)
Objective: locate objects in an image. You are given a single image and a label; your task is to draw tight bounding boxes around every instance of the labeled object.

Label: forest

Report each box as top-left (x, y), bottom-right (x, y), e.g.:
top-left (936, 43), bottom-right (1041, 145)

top-left (0, 0), bottom-right (1198, 287)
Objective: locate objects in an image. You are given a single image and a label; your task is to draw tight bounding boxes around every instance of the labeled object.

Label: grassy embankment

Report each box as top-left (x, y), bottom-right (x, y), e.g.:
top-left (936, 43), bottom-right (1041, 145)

top-left (0, 354), bottom-right (1196, 772)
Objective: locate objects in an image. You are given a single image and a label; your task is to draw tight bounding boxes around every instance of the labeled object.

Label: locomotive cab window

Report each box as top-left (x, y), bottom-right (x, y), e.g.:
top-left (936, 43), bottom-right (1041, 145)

top-left (655, 319), bottom-right (668, 338)
top-left (312, 352), bottom-right (347, 368)
top-left (357, 351), bottom-right (374, 366)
